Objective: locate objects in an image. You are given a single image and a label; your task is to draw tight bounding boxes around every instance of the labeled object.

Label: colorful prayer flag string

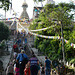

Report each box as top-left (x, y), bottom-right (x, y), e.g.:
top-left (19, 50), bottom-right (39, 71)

top-left (18, 21), bottom-right (75, 48)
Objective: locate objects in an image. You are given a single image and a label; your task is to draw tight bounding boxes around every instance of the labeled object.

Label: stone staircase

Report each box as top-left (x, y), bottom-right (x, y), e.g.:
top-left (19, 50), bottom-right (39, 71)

top-left (0, 38), bottom-right (14, 75)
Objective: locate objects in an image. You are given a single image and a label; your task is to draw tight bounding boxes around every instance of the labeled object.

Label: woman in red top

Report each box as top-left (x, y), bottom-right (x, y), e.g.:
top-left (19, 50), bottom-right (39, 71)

top-left (24, 62), bottom-right (30, 75)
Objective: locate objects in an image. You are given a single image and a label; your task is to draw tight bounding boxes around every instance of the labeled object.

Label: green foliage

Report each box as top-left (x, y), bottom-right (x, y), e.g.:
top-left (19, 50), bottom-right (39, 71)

top-left (29, 3), bottom-right (75, 61)
top-left (33, 0), bottom-right (45, 2)
top-left (69, 30), bottom-right (75, 43)
top-left (0, 40), bottom-right (6, 49)
top-left (0, 0), bottom-right (12, 11)
top-left (70, 58), bottom-right (75, 64)
top-left (0, 22), bottom-right (10, 41)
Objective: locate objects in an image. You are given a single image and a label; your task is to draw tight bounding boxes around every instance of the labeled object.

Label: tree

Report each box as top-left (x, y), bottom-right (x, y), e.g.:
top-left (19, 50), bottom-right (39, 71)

top-left (0, 21), bottom-right (10, 41)
top-left (0, 0), bottom-right (12, 10)
top-left (29, 3), bottom-right (75, 61)
top-left (45, 3), bottom-right (75, 61)
top-left (33, 0), bottom-right (45, 7)
top-left (33, 0), bottom-right (45, 2)
top-left (0, 0), bottom-right (12, 19)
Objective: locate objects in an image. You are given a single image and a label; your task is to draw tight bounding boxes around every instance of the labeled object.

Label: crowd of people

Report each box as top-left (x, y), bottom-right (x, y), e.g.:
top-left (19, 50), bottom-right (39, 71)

top-left (6, 49), bottom-right (52, 75)
top-left (5, 31), bottom-right (66, 75)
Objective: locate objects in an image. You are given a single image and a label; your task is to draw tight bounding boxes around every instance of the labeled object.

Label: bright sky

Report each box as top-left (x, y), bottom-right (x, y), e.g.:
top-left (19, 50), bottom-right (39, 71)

top-left (0, 0), bottom-right (72, 19)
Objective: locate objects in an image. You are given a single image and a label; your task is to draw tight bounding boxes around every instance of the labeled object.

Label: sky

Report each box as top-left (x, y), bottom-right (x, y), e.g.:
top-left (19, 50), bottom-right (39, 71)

top-left (0, 0), bottom-right (73, 19)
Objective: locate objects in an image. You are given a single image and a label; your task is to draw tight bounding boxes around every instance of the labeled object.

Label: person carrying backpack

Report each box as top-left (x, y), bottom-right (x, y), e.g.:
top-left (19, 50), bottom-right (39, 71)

top-left (29, 53), bottom-right (39, 75)
top-left (16, 50), bottom-right (28, 75)
top-left (44, 56), bottom-right (52, 75)
top-left (13, 43), bottom-right (18, 53)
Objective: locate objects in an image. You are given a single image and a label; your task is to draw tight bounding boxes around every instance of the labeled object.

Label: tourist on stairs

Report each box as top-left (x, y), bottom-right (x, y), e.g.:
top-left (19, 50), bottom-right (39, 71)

top-left (24, 62), bottom-right (30, 75)
top-left (29, 53), bottom-right (39, 75)
top-left (44, 56), bottom-right (52, 75)
top-left (16, 50), bottom-right (28, 75)
top-left (14, 61), bottom-right (19, 75)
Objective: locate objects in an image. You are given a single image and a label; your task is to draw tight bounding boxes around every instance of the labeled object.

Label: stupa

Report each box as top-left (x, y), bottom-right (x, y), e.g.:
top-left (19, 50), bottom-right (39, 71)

top-left (20, 0), bottom-right (29, 21)
top-left (19, 0), bottom-right (29, 32)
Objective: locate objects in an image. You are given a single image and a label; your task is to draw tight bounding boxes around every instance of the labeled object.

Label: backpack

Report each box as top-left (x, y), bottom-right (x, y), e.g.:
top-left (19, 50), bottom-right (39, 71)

top-left (22, 54), bottom-right (28, 65)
